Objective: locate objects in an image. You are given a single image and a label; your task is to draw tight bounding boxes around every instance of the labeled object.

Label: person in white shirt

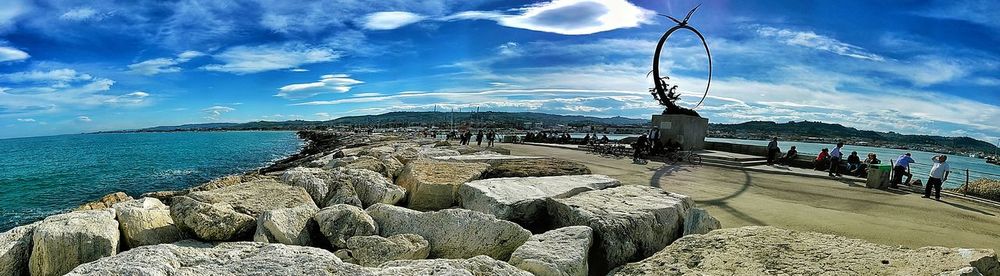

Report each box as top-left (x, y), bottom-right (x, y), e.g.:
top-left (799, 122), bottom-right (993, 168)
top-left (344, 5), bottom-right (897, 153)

top-left (922, 155), bottom-right (950, 200)
top-left (828, 142), bottom-right (844, 177)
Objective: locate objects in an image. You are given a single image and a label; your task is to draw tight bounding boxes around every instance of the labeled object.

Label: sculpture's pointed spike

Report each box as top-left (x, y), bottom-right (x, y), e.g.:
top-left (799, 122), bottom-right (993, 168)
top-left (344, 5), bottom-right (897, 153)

top-left (683, 4), bottom-right (701, 23)
top-left (665, 15), bottom-right (683, 24)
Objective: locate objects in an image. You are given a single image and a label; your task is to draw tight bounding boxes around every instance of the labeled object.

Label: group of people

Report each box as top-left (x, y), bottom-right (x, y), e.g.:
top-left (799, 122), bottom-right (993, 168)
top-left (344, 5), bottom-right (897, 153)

top-left (448, 130), bottom-right (497, 147)
top-left (890, 153), bottom-right (950, 200)
top-left (812, 143), bottom-right (883, 177)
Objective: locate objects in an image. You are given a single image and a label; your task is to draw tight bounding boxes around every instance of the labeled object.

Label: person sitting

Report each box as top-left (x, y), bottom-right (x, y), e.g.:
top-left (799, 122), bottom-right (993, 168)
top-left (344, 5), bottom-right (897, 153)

top-left (600, 135), bottom-right (610, 144)
top-left (815, 148), bottom-right (830, 170)
top-left (778, 146), bottom-right (798, 165)
top-left (854, 153), bottom-right (881, 178)
top-left (846, 151), bottom-right (862, 175)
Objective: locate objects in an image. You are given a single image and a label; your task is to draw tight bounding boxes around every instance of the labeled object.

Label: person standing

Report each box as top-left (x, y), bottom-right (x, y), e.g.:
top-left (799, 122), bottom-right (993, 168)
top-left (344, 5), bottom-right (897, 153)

top-left (922, 155), bottom-right (950, 200)
top-left (766, 137), bottom-right (780, 165)
top-left (476, 130), bottom-right (484, 146)
top-left (487, 130), bottom-right (496, 147)
top-left (632, 134), bottom-right (649, 163)
top-left (891, 153), bottom-right (916, 188)
top-left (828, 142), bottom-right (844, 177)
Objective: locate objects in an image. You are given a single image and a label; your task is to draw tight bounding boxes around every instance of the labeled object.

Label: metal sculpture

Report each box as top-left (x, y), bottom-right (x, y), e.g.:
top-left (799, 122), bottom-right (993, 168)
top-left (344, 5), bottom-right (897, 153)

top-left (649, 4), bottom-right (712, 117)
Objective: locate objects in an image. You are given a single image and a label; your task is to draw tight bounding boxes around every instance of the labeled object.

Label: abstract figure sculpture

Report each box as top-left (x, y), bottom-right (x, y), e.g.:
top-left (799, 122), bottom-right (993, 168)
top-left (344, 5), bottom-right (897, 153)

top-left (650, 4), bottom-right (712, 117)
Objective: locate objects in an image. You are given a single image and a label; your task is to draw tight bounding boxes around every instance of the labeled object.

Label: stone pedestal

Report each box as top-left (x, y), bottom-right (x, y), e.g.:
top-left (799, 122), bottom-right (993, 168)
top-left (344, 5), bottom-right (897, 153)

top-left (651, 115), bottom-right (709, 150)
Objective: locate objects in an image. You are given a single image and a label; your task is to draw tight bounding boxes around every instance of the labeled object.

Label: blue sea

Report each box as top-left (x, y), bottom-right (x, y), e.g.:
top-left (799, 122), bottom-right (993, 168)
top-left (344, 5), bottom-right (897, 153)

top-left (0, 131), bottom-right (302, 232)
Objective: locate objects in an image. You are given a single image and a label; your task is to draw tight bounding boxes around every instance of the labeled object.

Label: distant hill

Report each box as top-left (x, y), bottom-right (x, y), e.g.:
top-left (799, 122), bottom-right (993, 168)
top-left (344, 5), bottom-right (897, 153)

top-left (709, 121), bottom-right (999, 154)
top-left (107, 112), bottom-right (649, 133)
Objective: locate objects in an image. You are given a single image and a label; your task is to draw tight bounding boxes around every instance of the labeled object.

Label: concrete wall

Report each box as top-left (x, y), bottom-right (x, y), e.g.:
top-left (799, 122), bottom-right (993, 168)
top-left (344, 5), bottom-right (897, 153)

top-left (706, 141), bottom-right (818, 169)
top-left (652, 115), bottom-right (709, 150)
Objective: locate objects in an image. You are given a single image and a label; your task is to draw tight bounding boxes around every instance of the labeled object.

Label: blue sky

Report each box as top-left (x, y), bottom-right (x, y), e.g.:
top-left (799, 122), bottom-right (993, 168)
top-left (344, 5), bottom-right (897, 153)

top-left (1, 0), bottom-right (999, 142)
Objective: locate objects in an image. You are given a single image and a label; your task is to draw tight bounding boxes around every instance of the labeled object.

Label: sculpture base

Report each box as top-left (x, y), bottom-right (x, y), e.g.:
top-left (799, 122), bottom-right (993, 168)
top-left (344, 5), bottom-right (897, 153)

top-left (652, 114), bottom-right (709, 150)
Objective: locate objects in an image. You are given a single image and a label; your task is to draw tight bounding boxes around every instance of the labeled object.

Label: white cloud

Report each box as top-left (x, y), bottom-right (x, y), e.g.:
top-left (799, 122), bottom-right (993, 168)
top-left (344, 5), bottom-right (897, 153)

top-left (755, 26), bottom-right (884, 61)
top-left (314, 112), bottom-right (332, 119)
top-left (362, 11), bottom-right (426, 30)
top-left (0, 46), bottom-right (29, 62)
top-left (290, 68), bottom-right (309, 72)
top-left (128, 51), bottom-right (205, 75)
top-left (921, 0), bottom-right (1000, 29)
top-left (16, 118), bottom-right (35, 122)
top-left (0, 0), bottom-right (30, 33)
top-left (276, 74), bottom-right (364, 99)
top-left (0, 68), bottom-right (92, 83)
top-left (103, 91), bottom-right (151, 105)
top-left (497, 42), bottom-right (519, 57)
top-left (60, 8), bottom-right (103, 21)
top-left (445, 0), bottom-right (654, 35)
top-left (77, 115), bottom-right (91, 122)
top-left (203, 43), bottom-right (340, 74)
top-left (203, 105), bottom-right (235, 120)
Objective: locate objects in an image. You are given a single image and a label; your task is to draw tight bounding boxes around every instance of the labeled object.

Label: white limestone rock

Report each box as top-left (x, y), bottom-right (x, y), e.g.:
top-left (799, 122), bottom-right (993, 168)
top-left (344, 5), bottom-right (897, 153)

top-left (376, 255), bottom-right (531, 276)
top-left (545, 185), bottom-right (693, 274)
top-left (396, 159), bottom-right (489, 211)
top-left (458, 175), bottom-right (620, 225)
top-left (339, 234), bottom-right (430, 267)
top-left (509, 226), bottom-right (593, 276)
top-left (0, 222), bottom-right (38, 276)
top-left (253, 204), bottom-right (321, 246)
top-left (314, 204), bottom-right (378, 248)
top-left (29, 209), bottom-right (120, 276)
top-left (113, 197), bottom-right (185, 248)
top-left (366, 203), bottom-right (530, 260)
top-left (683, 207), bottom-right (721, 236)
top-left (170, 179), bottom-right (316, 241)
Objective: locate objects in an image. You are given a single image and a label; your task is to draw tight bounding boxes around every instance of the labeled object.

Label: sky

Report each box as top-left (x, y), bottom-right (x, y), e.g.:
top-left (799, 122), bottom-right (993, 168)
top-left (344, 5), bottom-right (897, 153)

top-left (0, 0), bottom-right (999, 142)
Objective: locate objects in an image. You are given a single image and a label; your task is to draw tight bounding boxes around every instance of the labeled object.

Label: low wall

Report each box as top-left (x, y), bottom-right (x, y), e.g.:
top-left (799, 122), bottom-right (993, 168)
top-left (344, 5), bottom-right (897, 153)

top-left (705, 141), bottom-right (816, 169)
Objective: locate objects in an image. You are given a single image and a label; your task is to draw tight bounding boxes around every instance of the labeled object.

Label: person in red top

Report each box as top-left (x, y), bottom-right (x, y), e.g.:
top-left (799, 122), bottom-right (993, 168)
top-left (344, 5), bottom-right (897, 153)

top-left (815, 148), bottom-right (830, 170)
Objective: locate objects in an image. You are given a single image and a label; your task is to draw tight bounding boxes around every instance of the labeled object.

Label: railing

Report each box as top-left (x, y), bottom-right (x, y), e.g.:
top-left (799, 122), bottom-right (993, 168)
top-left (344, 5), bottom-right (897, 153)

top-left (890, 159), bottom-right (1000, 191)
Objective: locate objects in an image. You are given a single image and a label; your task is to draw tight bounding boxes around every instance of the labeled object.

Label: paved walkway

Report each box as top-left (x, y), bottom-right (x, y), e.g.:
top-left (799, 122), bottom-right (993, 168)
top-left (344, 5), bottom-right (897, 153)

top-left (502, 143), bottom-right (1000, 254)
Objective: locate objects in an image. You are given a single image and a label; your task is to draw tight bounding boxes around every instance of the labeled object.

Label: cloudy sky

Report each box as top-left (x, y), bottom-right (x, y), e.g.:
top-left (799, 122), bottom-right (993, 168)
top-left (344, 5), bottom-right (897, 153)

top-left (1, 0), bottom-right (998, 141)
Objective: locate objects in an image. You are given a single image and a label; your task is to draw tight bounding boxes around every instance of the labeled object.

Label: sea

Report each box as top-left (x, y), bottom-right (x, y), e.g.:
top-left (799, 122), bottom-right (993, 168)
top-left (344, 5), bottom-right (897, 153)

top-left (707, 138), bottom-right (1000, 189)
top-left (0, 131), bottom-right (302, 232)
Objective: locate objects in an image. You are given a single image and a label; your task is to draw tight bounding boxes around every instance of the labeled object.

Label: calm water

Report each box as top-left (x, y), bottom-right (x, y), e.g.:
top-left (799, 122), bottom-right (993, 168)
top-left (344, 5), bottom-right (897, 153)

top-left (708, 138), bottom-right (1000, 188)
top-left (0, 131), bottom-right (302, 231)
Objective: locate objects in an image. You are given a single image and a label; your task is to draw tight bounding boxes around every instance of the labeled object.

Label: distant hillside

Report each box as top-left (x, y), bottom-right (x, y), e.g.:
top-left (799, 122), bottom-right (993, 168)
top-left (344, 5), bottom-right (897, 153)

top-left (109, 112), bottom-right (649, 133)
top-left (709, 121), bottom-right (999, 154)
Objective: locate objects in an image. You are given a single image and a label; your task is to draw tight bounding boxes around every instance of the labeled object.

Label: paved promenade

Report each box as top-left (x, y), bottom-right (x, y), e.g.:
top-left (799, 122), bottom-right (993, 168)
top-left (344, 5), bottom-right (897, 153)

top-left (503, 143), bottom-right (1000, 253)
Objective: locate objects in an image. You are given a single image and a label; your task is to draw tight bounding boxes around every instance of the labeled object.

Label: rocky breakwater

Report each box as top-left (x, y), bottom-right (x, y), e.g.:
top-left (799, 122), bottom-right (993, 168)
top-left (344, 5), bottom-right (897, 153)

top-left (2, 131), bottom-right (998, 275)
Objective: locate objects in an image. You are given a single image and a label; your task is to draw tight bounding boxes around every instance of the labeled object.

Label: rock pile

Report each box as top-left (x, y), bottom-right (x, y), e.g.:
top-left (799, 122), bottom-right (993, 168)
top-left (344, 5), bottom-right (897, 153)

top-left (3, 131), bottom-right (997, 276)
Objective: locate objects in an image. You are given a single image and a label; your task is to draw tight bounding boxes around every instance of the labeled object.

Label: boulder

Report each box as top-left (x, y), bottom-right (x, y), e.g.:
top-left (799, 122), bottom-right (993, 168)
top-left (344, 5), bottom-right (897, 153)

top-left (76, 191), bottom-right (133, 211)
top-left (113, 198), bottom-right (185, 248)
top-left (482, 158), bottom-right (591, 179)
top-left (366, 204), bottom-right (530, 260)
top-left (280, 167), bottom-right (403, 208)
top-left (611, 226), bottom-right (1000, 276)
top-left (458, 175), bottom-right (620, 226)
top-left (170, 196), bottom-right (256, 241)
top-left (0, 222), bottom-right (38, 276)
top-left (280, 167), bottom-right (341, 206)
top-left (376, 255), bottom-right (531, 276)
top-left (396, 160), bottom-right (489, 211)
top-left (139, 190), bottom-right (186, 204)
top-left (509, 226), bottom-right (593, 276)
top-left (314, 204), bottom-right (378, 248)
top-left (29, 209), bottom-right (120, 276)
top-left (171, 179), bottom-right (316, 241)
top-left (338, 234), bottom-right (430, 267)
top-left (683, 208), bottom-right (721, 236)
top-left (253, 204), bottom-right (321, 246)
top-left (305, 150), bottom-right (343, 168)
top-left (433, 154), bottom-right (543, 163)
top-left (546, 185), bottom-right (693, 274)
top-left (392, 147), bottom-right (461, 164)
top-left (66, 241), bottom-right (372, 275)
top-left (326, 156), bottom-right (404, 180)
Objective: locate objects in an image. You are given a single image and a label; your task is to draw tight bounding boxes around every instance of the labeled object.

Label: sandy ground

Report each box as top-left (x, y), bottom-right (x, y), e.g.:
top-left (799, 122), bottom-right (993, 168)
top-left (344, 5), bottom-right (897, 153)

top-left (502, 143), bottom-right (1000, 253)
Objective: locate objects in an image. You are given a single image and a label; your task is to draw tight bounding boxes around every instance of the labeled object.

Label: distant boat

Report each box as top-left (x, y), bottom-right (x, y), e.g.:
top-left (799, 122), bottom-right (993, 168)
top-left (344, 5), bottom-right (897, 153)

top-left (988, 156), bottom-right (1000, 165)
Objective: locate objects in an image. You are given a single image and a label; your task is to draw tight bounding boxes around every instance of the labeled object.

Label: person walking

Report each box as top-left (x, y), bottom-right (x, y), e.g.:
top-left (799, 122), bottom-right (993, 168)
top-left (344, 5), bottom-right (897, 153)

top-left (475, 130), bottom-right (484, 146)
top-left (891, 153), bottom-right (916, 188)
top-left (487, 130), bottom-right (496, 147)
top-left (766, 137), bottom-right (780, 165)
top-left (922, 155), bottom-right (950, 200)
top-left (828, 142), bottom-right (844, 177)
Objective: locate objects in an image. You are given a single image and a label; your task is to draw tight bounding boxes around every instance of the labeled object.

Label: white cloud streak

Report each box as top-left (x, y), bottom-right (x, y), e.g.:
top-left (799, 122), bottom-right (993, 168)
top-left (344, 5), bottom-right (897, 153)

top-left (0, 46), bottom-right (29, 62)
top-left (202, 43), bottom-right (340, 74)
top-left (276, 74), bottom-right (364, 99)
top-left (362, 11), bottom-right (426, 30)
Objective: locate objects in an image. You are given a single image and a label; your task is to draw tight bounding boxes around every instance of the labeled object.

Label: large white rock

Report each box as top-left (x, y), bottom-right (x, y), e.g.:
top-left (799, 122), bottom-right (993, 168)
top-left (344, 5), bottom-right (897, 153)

top-left (612, 226), bottom-right (1000, 276)
top-left (314, 204), bottom-right (378, 248)
top-left (29, 209), bottom-right (120, 276)
top-left (458, 175), bottom-right (620, 225)
top-left (396, 160), bottom-right (489, 211)
top-left (0, 222), bottom-right (38, 276)
top-left (326, 156), bottom-right (405, 180)
top-left (683, 208), bottom-right (721, 236)
top-left (280, 167), bottom-right (334, 206)
top-left (366, 203), bottom-right (530, 260)
top-left (332, 168), bottom-right (405, 208)
top-left (280, 167), bottom-right (403, 208)
top-left (170, 179), bottom-right (316, 241)
top-left (66, 241), bottom-right (372, 275)
top-left (433, 154), bottom-right (543, 162)
top-left (546, 185), bottom-right (693, 274)
top-left (392, 147), bottom-right (461, 164)
top-left (376, 255), bottom-right (531, 276)
top-left (509, 226), bottom-right (593, 276)
top-left (113, 197), bottom-right (185, 248)
top-left (253, 204), bottom-right (320, 246)
top-left (337, 234), bottom-right (430, 267)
